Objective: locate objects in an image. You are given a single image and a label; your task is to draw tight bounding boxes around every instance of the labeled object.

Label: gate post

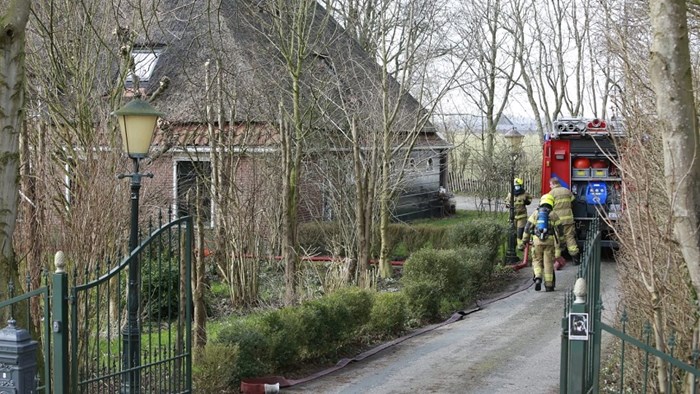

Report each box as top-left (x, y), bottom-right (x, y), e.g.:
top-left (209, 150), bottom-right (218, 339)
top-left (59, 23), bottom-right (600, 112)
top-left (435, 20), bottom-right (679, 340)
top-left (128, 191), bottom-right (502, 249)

top-left (0, 320), bottom-right (38, 393)
top-left (567, 278), bottom-right (588, 393)
top-left (52, 251), bottom-right (69, 394)
top-left (559, 311), bottom-right (569, 393)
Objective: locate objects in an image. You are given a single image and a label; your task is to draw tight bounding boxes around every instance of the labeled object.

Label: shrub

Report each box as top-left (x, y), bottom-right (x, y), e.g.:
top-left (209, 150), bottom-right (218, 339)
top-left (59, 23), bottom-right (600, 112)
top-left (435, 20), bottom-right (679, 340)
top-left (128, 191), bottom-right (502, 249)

top-left (217, 286), bottom-right (375, 370)
top-left (369, 292), bottom-right (407, 336)
top-left (325, 287), bottom-right (374, 331)
top-left (260, 307), bottom-right (307, 368)
top-left (141, 258), bottom-right (180, 320)
top-left (401, 249), bottom-right (470, 321)
top-left (402, 280), bottom-right (441, 321)
top-left (461, 245), bottom-right (498, 281)
top-left (447, 218), bottom-right (508, 249)
top-left (298, 287), bottom-right (373, 357)
top-left (193, 343), bottom-right (240, 393)
top-left (298, 221), bottom-right (342, 255)
top-left (215, 317), bottom-right (271, 380)
top-left (438, 298), bottom-right (464, 317)
top-left (451, 245), bottom-right (501, 302)
top-left (380, 224), bottom-right (451, 259)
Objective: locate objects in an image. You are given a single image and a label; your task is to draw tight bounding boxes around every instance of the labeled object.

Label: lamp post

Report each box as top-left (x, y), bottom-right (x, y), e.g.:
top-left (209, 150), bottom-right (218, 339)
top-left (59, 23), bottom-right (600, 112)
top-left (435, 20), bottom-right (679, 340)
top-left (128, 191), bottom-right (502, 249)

top-left (504, 127), bottom-right (524, 264)
top-left (114, 99), bottom-right (162, 394)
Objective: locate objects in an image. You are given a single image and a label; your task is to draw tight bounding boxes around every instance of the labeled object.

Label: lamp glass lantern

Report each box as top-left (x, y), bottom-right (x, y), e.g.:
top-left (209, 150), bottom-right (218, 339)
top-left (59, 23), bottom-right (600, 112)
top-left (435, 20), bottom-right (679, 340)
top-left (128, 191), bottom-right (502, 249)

top-left (504, 127), bottom-right (524, 155)
top-left (114, 99), bottom-right (163, 158)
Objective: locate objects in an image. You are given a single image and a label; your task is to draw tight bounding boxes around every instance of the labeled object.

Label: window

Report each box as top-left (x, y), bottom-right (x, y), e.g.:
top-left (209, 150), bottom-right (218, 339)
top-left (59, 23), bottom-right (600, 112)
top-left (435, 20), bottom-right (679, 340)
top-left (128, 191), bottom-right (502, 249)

top-left (175, 160), bottom-right (212, 225)
top-left (127, 48), bottom-right (161, 82)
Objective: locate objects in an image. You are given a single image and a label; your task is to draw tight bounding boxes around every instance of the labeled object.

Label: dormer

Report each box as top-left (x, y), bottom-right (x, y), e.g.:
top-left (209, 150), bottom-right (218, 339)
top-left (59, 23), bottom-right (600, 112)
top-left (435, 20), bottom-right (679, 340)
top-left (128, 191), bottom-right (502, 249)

top-left (126, 45), bottom-right (164, 86)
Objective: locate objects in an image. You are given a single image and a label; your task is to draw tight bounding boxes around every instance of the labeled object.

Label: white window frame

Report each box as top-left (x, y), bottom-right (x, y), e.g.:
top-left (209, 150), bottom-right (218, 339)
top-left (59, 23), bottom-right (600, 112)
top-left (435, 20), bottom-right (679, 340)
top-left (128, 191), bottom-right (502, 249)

top-left (127, 48), bottom-right (161, 83)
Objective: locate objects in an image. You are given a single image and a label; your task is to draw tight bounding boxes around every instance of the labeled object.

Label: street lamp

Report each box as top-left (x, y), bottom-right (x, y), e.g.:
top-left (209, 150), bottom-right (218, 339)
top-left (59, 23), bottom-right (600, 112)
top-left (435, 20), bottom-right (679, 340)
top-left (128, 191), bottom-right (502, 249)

top-left (504, 127), bottom-right (524, 264)
top-left (114, 98), bottom-right (162, 394)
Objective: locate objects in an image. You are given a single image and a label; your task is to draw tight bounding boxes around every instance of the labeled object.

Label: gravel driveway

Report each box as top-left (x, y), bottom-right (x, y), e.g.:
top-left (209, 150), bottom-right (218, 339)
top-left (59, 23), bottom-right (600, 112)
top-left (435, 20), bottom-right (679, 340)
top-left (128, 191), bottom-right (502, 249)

top-left (285, 259), bottom-right (619, 394)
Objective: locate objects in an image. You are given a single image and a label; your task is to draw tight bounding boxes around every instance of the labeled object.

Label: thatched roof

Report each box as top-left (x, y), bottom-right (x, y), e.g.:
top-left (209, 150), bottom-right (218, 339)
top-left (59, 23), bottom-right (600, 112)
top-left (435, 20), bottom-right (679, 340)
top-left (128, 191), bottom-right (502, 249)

top-left (130, 0), bottom-right (442, 142)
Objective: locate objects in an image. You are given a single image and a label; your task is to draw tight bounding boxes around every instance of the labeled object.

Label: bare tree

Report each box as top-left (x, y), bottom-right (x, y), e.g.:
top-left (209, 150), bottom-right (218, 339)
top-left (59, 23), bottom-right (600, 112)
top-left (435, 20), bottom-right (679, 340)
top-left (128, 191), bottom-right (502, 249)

top-left (508, 0), bottom-right (547, 140)
top-left (245, 0), bottom-right (337, 303)
top-left (330, 0), bottom-right (463, 278)
top-left (454, 0), bottom-right (519, 156)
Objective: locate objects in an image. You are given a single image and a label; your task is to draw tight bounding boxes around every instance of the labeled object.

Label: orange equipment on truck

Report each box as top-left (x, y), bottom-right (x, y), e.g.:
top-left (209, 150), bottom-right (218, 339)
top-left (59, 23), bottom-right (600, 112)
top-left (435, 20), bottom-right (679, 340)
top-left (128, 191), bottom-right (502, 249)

top-left (540, 118), bottom-right (623, 248)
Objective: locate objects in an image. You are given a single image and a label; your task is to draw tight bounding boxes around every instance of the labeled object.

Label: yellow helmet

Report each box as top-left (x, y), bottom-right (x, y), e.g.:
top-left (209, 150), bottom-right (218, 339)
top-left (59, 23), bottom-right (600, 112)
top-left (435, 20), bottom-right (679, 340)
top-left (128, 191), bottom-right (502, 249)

top-left (514, 178), bottom-right (524, 186)
top-left (540, 194), bottom-right (555, 208)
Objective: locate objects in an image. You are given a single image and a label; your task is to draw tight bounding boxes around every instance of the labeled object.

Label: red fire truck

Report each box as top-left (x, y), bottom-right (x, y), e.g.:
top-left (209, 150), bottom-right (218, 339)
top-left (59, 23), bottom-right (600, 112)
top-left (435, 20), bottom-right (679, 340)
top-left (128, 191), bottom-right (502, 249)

top-left (540, 118), bottom-right (623, 248)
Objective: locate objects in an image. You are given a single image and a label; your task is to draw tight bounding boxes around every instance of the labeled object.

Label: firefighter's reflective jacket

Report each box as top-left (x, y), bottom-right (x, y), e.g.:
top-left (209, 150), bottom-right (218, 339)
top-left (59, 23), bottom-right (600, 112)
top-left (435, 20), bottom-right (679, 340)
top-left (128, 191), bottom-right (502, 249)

top-left (548, 185), bottom-right (575, 225)
top-left (505, 191), bottom-right (533, 221)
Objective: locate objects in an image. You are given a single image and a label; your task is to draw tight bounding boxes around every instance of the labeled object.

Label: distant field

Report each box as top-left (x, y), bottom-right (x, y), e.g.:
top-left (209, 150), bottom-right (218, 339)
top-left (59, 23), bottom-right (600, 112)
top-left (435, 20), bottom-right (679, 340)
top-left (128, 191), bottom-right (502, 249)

top-left (446, 132), bottom-right (543, 195)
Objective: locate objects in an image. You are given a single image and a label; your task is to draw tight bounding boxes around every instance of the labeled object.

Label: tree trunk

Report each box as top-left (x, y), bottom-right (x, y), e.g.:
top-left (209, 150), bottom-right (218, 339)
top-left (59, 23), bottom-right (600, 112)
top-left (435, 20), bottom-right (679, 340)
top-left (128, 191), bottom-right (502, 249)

top-left (351, 131), bottom-right (364, 283)
top-left (193, 185), bottom-right (207, 349)
top-left (649, 0), bottom-right (700, 298)
top-left (0, 1), bottom-right (31, 325)
top-left (378, 154), bottom-right (392, 278)
top-left (282, 114), bottom-right (300, 305)
top-left (351, 118), bottom-right (376, 285)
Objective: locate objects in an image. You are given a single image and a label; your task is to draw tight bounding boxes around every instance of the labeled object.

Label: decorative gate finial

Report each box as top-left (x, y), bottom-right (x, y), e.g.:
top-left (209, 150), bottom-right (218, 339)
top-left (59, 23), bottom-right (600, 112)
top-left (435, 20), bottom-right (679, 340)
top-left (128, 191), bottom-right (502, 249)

top-left (55, 251), bottom-right (66, 274)
top-left (573, 278), bottom-right (587, 304)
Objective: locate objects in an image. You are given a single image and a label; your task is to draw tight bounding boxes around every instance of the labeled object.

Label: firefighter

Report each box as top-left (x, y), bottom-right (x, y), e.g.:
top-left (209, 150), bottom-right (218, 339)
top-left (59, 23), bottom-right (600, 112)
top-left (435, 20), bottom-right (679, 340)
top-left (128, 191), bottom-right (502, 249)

top-left (520, 194), bottom-right (563, 292)
top-left (548, 177), bottom-right (580, 265)
top-left (504, 178), bottom-right (533, 249)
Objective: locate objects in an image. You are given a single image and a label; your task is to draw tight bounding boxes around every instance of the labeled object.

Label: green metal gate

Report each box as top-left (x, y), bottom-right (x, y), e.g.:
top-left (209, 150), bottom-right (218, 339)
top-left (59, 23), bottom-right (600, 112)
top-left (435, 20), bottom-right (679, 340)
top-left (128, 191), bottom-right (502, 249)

top-left (0, 214), bottom-right (193, 393)
top-left (560, 217), bottom-right (700, 393)
top-left (0, 275), bottom-right (52, 392)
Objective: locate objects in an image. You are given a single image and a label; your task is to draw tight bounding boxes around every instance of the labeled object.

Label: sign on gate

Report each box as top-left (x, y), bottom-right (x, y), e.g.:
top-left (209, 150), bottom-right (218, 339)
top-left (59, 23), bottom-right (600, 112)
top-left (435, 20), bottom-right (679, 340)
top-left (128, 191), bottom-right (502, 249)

top-left (568, 313), bottom-right (589, 341)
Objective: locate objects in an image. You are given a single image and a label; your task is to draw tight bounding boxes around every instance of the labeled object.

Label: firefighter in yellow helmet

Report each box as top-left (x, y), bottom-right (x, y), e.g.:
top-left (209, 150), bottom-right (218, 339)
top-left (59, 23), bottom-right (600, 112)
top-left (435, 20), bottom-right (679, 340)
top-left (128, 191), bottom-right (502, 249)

top-left (548, 177), bottom-right (580, 265)
top-left (504, 177), bottom-right (533, 249)
top-left (520, 194), bottom-right (563, 291)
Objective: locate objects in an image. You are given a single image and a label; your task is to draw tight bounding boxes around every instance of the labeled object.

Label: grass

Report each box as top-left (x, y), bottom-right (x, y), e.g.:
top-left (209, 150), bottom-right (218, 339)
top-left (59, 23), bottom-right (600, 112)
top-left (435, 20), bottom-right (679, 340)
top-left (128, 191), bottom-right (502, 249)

top-left (210, 281), bottom-right (229, 298)
top-left (410, 209), bottom-right (508, 227)
top-left (410, 210), bottom-right (483, 226)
